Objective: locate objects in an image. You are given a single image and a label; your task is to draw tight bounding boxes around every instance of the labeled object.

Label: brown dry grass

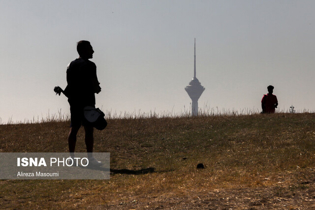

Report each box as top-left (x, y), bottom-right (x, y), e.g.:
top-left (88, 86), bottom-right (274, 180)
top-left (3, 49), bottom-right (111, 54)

top-left (1, 113), bottom-right (315, 209)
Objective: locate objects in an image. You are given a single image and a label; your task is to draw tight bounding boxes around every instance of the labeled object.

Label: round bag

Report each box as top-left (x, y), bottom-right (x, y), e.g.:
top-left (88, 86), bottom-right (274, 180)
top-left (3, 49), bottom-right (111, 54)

top-left (84, 106), bottom-right (107, 130)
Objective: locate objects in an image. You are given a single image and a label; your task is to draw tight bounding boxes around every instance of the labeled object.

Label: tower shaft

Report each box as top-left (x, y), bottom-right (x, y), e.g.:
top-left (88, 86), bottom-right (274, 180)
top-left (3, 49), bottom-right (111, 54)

top-left (192, 100), bottom-right (198, 116)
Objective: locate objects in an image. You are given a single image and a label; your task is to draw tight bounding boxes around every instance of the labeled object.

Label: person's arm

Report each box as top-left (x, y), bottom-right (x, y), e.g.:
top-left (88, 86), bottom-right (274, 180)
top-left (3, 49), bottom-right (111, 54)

top-left (64, 63), bottom-right (73, 98)
top-left (92, 78), bottom-right (101, 94)
top-left (261, 95), bottom-right (266, 113)
top-left (91, 64), bottom-right (101, 94)
top-left (274, 96), bottom-right (278, 108)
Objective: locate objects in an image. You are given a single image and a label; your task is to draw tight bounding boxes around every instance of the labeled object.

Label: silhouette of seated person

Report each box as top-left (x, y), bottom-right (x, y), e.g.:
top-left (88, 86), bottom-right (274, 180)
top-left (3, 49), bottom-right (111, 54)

top-left (261, 85), bottom-right (278, 113)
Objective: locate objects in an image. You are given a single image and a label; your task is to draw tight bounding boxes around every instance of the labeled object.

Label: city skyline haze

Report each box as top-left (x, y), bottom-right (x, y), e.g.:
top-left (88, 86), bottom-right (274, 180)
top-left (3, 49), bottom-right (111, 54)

top-left (1, 0), bottom-right (315, 123)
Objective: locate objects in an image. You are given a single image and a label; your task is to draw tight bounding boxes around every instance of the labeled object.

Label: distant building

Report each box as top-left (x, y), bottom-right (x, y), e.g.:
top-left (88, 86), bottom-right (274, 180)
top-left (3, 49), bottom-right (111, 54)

top-left (185, 39), bottom-right (205, 116)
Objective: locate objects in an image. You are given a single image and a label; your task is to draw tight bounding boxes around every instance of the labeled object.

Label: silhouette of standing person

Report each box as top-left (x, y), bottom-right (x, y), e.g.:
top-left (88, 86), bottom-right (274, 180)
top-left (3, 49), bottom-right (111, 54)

top-left (64, 40), bottom-right (102, 165)
top-left (261, 85), bottom-right (278, 113)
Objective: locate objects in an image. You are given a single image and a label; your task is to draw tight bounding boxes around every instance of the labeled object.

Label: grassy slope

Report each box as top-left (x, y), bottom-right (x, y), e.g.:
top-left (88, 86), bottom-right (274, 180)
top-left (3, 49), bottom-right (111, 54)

top-left (1, 113), bottom-right (315, 209)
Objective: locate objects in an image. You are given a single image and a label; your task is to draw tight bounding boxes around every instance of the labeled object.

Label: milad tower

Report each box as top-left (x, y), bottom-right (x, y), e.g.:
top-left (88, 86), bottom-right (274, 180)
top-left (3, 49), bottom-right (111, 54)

top-left (185, 39), bottom-right (205, 116)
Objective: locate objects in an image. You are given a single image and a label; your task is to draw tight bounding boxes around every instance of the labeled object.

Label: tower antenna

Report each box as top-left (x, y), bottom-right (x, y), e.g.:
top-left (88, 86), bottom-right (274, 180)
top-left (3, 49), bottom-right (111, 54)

top-left (194, 38), bottom-right (196, 78)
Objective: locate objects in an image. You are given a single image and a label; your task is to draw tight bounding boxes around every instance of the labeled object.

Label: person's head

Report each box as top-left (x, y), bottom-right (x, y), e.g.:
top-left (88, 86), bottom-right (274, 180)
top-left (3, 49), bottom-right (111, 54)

top-left (77, 40), bottom-right (94, 59)
top-left (267, 85), bottom-right (274, 94)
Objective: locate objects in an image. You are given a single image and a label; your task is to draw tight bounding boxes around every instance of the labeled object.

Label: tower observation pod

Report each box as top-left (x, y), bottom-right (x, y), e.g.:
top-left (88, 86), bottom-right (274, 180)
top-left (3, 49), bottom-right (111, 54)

top-left (185, 39), bottom-right (205, 116)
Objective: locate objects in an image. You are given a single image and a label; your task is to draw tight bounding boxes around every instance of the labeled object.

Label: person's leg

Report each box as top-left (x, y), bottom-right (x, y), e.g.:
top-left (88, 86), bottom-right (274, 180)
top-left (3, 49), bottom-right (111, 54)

top-left (68, 105), bottom-right (83, 157)
top-left (84, 125), bottom-right (102, 165)
top-left (84, 125), bottom-right (94, 156)
top-left (68, 126), bottom-right (80, 157)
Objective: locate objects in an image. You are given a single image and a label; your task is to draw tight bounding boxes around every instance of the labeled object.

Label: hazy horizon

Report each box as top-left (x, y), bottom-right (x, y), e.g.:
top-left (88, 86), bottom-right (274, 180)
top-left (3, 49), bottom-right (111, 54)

top-left (1, 0), bottom-right (315, 123)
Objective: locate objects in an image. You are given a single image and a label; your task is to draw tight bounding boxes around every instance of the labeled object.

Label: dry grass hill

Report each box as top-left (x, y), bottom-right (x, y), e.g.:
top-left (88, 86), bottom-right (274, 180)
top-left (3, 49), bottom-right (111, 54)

top-left (1, 113), bottom-right (315, 209)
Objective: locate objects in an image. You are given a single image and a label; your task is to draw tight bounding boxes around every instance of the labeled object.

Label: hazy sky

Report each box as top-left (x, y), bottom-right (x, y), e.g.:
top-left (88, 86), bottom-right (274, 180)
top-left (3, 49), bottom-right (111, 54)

top-left (1, 0), bottom-right (315, 123)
